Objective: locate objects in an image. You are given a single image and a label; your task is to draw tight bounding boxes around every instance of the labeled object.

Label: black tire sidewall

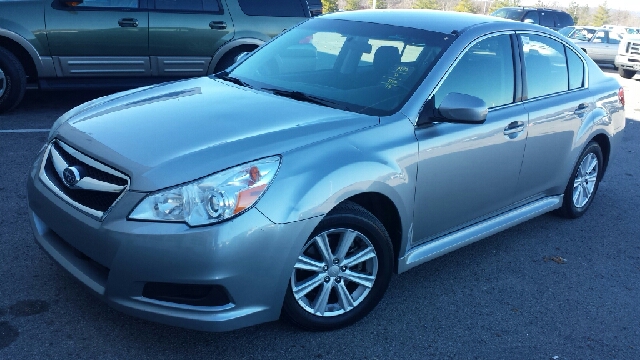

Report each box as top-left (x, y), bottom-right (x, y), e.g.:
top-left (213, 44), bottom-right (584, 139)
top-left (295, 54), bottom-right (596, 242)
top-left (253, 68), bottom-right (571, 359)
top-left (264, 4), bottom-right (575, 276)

top-left (0, 47), bottom-right (27, 113)
top-left (282, 203), bottom-right (393, 331)
top-left (561, 142), bottom-right (604, 218)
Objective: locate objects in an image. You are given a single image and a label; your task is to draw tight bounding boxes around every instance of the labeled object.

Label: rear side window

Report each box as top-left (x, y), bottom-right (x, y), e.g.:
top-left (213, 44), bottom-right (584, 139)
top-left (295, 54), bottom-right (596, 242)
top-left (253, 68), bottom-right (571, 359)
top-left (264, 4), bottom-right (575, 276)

top-left (434, 35), bottom-right (515, 108)
top-left (239, 0), bottom-right (305, 17)
top-left (155, 0), bottom-right (220, 12)
top-left (540, 12), bottom-right (559, 27)
top-left (566, 48), bottom-right (584, 90)
top-left (521, 34), bottom-right (569, 98)
top-left (557, 12), bottom-right (574, 27)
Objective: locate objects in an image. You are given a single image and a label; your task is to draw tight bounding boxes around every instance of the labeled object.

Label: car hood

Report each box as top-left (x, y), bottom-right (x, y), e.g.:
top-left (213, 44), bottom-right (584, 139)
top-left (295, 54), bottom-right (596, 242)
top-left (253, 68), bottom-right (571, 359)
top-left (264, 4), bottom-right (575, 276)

top-left (54, 77), bottom-right (378, 191)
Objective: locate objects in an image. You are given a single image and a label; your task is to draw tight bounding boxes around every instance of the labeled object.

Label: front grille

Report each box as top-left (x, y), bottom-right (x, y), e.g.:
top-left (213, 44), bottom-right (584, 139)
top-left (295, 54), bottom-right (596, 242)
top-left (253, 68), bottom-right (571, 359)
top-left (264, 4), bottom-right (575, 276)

top-left (629, 42), bottom-right (640, 56)
top-left (39, 140), bottom-right (129, 219)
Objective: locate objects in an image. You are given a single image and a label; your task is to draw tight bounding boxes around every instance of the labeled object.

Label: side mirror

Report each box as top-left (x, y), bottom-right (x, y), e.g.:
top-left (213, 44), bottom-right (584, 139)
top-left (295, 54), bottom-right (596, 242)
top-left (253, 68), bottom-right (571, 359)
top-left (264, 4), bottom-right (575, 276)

top-left (62, 0), bottom-right (84, 6)
top-left (437, 93), bottom-right (488, 124)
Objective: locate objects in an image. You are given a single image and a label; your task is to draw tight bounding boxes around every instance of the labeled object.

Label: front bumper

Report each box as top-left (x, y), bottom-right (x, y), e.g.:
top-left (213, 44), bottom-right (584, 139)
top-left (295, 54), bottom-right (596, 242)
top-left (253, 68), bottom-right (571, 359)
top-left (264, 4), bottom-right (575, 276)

top-left (615, 54), bottom-right (640, 71)
top-left (27, 155), bottom-right (316, 332)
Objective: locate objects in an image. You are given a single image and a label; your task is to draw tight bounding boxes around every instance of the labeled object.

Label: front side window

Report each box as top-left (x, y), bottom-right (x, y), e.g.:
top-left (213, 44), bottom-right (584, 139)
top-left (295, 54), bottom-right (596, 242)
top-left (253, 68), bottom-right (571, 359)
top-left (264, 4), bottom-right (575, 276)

top-left (74, 0), bottom-right (139, 8)
top-left (491, 8), bottom-right (525, 21)
top-left (434, 35), bottom-right (515, 109)
top-left (521, 34), bottom-right (569, 99)
top-left (522, 11), bottom-right (540, 24)
top-left (225, 19), bottom-right (454, 116)
top-left (238, 0), bottom-right (305, 17)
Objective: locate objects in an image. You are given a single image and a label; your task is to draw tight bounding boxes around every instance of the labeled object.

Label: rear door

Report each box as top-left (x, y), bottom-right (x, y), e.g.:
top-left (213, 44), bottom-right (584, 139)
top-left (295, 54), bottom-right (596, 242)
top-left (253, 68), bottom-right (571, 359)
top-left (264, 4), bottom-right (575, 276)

top-left (45, 0), bottom-right (150, 77)
top-left (148, 0), bottom-right (234, 77)
top-left (516, 33), bottom-right (591, 199)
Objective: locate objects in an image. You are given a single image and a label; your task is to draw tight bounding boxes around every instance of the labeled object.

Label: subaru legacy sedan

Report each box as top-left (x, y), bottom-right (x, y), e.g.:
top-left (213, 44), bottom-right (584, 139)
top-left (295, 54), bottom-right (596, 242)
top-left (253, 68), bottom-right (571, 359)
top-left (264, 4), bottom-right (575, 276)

top-left (27, 10), bottom-right (625, 332)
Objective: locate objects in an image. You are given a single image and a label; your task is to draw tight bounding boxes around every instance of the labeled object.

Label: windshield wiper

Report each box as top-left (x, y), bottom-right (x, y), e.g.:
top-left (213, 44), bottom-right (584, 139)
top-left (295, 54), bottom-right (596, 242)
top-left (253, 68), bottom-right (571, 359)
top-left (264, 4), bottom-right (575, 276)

top-left (216, 73), bottom-right (252, 88)
top-left (261, 88), bottom-right (340, 109)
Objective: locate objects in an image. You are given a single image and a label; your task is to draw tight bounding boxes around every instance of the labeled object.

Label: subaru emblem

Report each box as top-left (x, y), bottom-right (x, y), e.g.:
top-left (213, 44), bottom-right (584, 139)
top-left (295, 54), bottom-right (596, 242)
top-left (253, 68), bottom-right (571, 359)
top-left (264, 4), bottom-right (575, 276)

top-left (62, 166), bottom-right (81, 187)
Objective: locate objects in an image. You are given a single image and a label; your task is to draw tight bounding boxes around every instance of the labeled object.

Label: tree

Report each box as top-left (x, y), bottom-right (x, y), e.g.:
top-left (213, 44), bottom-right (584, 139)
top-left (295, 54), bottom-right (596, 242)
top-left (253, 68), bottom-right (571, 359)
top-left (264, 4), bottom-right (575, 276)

top-left (567, 0), bottom-right (580, 24)
top-left (454, 0), bottom-right (477, 13)
top-left (576, 5), bottom-right (591, 25)
top-left (345, 0), bottom-right (361, 10)
top-left (369, 0), bottom-right (387, 8)
top-left (413, 0), bottom-right (440, 10)
top-left (591, 2), bottom-right (611, 27)
top-left (322, 0), bottom-right (338, 13)
top-left (488, 0), bottom-right (520, 14)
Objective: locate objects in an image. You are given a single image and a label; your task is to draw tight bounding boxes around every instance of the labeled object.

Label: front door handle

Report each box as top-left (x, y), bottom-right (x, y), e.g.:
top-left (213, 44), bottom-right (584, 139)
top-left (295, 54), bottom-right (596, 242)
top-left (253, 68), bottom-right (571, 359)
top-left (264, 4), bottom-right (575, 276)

top-left (118, 18), bottom-right (138, 27)
top-left (575, 102), bottom-right (589, 112)
top-left (503, 121), bottom-right (525, 135)
top-left (209, 21), bottom-right (227, 30)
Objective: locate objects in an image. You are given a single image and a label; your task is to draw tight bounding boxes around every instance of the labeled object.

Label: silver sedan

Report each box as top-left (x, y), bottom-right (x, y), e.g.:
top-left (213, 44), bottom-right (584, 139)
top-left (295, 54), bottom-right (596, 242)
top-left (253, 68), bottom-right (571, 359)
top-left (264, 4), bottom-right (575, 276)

top-left (27, 10), bottom-right (626, 332)
top-left (567, 26), bottom-right (623, 66)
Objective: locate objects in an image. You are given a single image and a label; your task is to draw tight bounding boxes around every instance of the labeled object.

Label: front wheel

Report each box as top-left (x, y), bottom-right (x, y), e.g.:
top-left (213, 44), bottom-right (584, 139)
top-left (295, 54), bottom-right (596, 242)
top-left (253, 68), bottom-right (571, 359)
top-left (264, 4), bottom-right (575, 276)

top-left (558, 141), bottom-right (604, 219)
top-left (282, 201), bottom-right (393, 331)
top-left (0, 46), bottom-right (27, 113)
top-left (618, 67), bottom-right (636, 79)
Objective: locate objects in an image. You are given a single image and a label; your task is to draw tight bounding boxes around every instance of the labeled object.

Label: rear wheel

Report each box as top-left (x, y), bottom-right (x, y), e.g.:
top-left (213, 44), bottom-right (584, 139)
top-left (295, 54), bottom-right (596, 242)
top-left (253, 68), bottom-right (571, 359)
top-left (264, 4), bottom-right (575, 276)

top-left (282, 201), bottom-right (393, 331)
top-left (558, 141), bottom-right (604, 219)
top-left (213, 46), bottom-right (257, 73)
top-left (0, 46), bottom-right (27, 113)
top-left (618, 67), bottom-right (636, 79)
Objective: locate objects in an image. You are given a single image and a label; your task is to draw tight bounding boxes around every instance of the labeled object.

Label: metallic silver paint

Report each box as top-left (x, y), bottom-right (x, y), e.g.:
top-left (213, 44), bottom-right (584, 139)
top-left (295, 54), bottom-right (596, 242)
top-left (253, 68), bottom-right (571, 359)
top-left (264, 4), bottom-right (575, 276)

top-left (27, 11), bottom-right (627, 331)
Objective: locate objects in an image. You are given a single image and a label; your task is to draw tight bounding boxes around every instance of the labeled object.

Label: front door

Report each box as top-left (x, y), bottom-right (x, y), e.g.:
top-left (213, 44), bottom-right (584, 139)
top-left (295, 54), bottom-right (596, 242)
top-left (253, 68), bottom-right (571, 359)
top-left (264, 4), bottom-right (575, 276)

top-left (148, 0), bottom-right (234, 77)
top-left (45, 0), bottom-right (150, 76)
top-left (412, 34), bottom-right (527, 244)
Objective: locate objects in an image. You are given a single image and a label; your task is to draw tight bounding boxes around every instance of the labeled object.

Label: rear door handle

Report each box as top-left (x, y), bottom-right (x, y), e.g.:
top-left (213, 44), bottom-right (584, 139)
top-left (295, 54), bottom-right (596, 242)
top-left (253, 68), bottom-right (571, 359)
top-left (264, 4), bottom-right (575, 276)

top-left (575, 102), bottom-right (589, 112)
top-left (503, 121), bottom-right (525, 135)
top-left (209, 21), bottom-right (227, 30)
top-left (118, 18), bottom-right (138, 27)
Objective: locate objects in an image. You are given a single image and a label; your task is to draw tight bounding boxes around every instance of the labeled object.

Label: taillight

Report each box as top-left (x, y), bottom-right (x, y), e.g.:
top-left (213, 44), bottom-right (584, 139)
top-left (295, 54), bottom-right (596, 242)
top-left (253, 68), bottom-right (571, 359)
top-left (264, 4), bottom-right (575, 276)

top-left (618, 87), bottom-right (625, 107)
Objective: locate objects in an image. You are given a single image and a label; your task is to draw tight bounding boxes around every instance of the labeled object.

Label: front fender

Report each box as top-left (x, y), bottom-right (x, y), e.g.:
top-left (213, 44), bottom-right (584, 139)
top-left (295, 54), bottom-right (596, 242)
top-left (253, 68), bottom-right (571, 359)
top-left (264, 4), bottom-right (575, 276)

top-left (256, 114), bottom-right (418, 248)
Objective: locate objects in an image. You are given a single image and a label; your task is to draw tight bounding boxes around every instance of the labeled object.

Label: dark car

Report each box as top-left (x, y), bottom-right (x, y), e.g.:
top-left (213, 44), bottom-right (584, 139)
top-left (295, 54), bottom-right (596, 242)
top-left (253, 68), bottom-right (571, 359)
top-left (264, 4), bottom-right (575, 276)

top-left (0, 0), bottom-right (322, 113)
top-left (491, 7), bottom-right (574, 31)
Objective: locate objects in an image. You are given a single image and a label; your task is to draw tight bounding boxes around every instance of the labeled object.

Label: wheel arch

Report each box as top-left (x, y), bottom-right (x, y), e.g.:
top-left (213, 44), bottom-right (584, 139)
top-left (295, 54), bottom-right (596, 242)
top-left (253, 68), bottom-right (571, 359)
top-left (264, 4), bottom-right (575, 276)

top-left (341, 192), bottom-right (402, 271)
top-left (590, 132), bottom-right (611, 173)
top-left (0, 33), bottom-right (37, 83)
top-left (207, 38), bottom-right (264, 74)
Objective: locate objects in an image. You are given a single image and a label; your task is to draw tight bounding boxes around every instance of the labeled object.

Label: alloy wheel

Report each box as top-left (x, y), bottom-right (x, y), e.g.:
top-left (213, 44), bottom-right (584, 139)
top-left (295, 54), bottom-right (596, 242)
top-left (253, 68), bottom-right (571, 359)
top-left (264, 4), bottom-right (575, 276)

top-left (572, 153), bottom-right (598, 208)
top-left (291, 228), bottom-right (378, 317)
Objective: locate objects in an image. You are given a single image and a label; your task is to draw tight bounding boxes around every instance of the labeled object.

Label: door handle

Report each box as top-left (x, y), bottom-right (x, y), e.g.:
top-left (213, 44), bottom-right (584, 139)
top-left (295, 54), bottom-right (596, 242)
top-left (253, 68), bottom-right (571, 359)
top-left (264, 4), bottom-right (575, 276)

top-left (575, 102), bottom-right (589, 112)
top-left (503, 121), bottom-right (525, 135)
top-left (209, 21), bottom-right (227, 30)
top-left (118, 18), bottom-right (138, 27)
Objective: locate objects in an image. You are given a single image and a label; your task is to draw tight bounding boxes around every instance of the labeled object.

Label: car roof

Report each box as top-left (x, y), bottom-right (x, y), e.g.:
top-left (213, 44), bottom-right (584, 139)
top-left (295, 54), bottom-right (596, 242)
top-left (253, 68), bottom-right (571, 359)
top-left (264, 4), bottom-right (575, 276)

top-left (321, 9), bottom-right (511, 34)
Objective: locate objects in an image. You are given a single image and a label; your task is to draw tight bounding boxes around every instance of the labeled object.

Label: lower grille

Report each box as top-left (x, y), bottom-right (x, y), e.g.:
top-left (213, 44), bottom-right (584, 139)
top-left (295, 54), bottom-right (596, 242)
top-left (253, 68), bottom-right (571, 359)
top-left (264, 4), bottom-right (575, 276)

top-left (39, 139), bottom-right (129, 219)
top-left (142, 283), bottom-right (232, 307)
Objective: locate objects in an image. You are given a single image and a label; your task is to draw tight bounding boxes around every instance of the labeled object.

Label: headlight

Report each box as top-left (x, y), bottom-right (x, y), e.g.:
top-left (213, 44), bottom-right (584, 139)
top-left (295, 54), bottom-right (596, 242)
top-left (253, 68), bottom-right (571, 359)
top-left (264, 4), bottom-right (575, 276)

top-left (129, 157), bottom-right (280, 226)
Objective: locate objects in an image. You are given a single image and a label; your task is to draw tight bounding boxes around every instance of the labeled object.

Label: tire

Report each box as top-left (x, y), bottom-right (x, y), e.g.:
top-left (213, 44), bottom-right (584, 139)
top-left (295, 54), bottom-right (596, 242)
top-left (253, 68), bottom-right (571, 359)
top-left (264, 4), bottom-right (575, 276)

top-left (557, 141), bottom-right (604, 219)
top-left (618, 67), bottom-right (636, 79)
top-left (213, 46), bottom-right (256, 73)
top-left (0, 46), bottom-right (27, 113)
top-left (282, 201), bottom-right (393, 331)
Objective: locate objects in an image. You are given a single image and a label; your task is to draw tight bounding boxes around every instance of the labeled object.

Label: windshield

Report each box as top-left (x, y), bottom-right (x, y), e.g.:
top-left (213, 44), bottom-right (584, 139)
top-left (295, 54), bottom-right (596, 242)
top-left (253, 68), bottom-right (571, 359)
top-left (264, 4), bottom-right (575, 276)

top-left (567, 28), bottom-right (597, 41)
top-left (223, 19), bottom-right (454, 116)
top-left (558, 26), bottom-right (575, 37)
top-left (490, 8), bottom-right (524, 21)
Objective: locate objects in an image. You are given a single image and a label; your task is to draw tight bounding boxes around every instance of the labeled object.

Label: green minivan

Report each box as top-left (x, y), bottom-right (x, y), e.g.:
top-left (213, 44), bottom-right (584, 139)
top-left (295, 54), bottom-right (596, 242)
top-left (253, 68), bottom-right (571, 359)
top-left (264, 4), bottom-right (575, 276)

top-left (0, 0), bottom-right (322, 113)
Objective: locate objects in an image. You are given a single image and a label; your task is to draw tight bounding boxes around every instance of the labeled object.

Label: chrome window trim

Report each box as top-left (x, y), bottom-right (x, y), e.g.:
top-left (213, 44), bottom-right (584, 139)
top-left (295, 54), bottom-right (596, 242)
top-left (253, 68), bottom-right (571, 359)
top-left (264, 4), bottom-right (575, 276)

top-left (38, 140), bottom-right (130, 220)
top-left (427, 31), bottom-right (518, 110)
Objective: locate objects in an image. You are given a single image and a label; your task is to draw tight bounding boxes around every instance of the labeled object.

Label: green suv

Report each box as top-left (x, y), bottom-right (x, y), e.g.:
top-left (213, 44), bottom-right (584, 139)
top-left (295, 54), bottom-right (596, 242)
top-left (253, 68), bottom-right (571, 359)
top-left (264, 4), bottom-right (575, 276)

top-left (0, 0), bottom-right (321, 113)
